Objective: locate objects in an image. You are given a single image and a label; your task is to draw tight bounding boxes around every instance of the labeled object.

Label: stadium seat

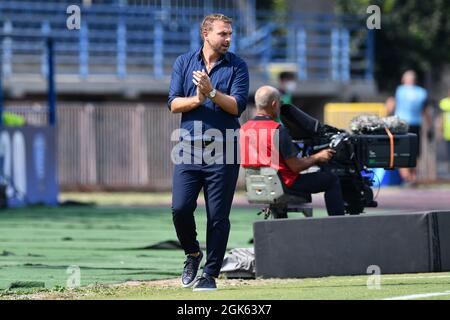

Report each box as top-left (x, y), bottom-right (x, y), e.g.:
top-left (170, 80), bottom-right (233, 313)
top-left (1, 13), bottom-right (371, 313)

top-left (244, 167), bottom-right (312, 219)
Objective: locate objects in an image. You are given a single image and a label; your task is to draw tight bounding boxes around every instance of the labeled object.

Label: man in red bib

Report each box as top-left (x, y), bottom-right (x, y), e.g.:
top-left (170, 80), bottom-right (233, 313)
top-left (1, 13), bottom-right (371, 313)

top-left (240, 86), bottom-right (345, 215)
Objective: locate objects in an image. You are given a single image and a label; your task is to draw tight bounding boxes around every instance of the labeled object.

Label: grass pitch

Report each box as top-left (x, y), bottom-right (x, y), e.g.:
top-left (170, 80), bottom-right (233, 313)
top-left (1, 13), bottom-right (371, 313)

top-left (0, 204), bottom-right (261, 293)
top-left (1, 197), bottom-right (450, 300)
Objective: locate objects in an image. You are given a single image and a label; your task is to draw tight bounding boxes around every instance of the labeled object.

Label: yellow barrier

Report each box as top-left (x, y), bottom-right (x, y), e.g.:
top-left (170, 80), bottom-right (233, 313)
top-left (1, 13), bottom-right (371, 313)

top-left (324, 103), bottom-right (387, 131)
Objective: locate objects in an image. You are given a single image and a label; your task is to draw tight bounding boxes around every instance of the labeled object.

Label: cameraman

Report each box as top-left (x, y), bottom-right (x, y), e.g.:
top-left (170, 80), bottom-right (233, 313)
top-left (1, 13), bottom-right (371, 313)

top-left (240, 86), bottom-right (345, 216)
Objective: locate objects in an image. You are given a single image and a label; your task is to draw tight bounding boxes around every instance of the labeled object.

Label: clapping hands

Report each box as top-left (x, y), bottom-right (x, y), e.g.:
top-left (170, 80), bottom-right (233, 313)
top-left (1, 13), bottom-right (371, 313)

top-left (193, 69), bottom-right (213, 96)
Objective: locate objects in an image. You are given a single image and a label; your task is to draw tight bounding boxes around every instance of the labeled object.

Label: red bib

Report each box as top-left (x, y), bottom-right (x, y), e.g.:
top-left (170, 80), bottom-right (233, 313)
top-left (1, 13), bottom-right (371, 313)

top-left (240, 119), bottom-right (299, 187)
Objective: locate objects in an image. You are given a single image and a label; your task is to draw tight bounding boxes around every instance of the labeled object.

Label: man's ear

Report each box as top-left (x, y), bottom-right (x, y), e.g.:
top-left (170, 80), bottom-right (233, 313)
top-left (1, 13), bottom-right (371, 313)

top-left (271, 100), bottom-right (278, 111)
top-left (202, 30), bottom-right (209, 41)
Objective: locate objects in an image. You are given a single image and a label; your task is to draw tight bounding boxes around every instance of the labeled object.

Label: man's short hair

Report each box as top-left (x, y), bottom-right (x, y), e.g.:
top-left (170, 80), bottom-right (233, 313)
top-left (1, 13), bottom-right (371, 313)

top-left (200, 14), bottom-right (233, 40)
top-left (402, 70), bottom-right (417, 84)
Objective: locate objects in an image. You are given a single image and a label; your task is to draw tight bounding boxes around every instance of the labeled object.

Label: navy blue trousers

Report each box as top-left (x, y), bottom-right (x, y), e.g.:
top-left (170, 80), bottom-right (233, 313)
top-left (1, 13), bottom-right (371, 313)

top-left (172, 162), bottom-right (240, 277)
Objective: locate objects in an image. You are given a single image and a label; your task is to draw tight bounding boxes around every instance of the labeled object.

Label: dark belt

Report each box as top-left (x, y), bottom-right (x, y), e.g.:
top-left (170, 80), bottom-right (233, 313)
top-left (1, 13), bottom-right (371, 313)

top-left (190, 140), bottom-right (215, 148)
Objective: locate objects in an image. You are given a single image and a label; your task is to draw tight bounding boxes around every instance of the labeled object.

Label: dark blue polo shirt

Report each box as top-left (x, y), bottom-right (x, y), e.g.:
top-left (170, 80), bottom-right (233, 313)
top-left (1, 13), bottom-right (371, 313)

top-left (168, 47), bottom-right (249, 139)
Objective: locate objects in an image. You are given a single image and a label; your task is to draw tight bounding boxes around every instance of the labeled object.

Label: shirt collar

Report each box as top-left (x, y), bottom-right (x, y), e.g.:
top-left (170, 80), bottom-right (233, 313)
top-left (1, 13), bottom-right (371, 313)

top-left (196, 46), bottom-right (231, 64)
top-left (254, 115), bottom-right (273, 120)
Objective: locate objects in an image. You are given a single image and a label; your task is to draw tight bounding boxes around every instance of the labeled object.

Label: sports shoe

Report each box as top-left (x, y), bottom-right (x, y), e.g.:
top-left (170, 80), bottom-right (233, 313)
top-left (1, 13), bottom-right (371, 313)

top-left (181, 251), bottom-right (203, 288)
top-left (193, 273), bottom-right (217, 292)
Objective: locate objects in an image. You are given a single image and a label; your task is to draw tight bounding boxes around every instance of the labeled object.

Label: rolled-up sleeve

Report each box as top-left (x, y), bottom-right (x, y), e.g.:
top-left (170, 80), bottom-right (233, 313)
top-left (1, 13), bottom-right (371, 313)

top-left (230, 60), bottom-right (249, 117)
top-left (278, 126), bottom-right (300, 159)
top-left (168, 56), bottom-right (185, 111)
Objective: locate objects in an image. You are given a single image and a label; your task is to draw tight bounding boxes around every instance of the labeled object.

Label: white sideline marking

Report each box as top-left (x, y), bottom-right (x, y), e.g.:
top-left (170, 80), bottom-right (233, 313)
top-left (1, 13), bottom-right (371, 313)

top-left (383, 290), bottom-right (450, 300)
top-left (342, 274), bottom-right (450, 282)
top-left (382, 275), bottom-right (450, 281)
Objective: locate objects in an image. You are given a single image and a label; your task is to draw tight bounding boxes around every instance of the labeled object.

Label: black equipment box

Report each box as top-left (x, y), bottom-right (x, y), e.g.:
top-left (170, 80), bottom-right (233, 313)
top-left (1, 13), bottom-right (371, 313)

top-left (351, 133), bottom-right (418, 168)
top-left (254, 211), bottom-right (450, 278)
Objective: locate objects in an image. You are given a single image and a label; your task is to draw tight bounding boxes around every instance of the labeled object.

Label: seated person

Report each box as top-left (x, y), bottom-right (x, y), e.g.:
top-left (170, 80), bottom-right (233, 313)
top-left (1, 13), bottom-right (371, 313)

top-left (240, 86), bottom-right (345, 216)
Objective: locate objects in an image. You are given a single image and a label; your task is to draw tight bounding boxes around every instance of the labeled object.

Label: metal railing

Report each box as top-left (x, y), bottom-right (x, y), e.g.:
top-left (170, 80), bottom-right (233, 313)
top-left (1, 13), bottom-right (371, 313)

top-left (0, 33), bottom-right (56, 126)
top-left (0, 1), bottom-right (374, 82)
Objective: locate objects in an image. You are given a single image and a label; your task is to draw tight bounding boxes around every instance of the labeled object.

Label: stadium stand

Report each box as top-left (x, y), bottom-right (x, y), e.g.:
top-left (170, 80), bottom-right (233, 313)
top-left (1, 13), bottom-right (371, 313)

top-left (0, 0), bottom-right (375, 97)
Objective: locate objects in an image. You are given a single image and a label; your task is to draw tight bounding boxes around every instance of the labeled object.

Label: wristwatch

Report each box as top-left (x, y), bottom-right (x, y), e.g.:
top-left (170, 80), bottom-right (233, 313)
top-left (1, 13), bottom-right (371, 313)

top-left (208, 88), bottom-right (217, 99)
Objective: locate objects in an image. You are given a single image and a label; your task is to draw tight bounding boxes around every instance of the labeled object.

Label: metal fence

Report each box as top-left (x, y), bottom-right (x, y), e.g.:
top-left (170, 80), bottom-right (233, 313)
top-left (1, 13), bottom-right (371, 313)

top-left (6, 102), bottom-right (448, 188)
top-left (5, 102), bottom-right (254, 190)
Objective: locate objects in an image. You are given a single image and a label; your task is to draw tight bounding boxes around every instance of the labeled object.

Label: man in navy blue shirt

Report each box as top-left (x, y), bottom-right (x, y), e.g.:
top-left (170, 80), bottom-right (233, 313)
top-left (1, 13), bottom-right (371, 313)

top-left (168, 13), bottom-right (249, 291)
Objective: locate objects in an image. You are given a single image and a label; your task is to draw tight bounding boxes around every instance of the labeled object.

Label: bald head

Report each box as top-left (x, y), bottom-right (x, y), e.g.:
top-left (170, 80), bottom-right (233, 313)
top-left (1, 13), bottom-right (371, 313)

top-left (255, 86), bottom-right (281, 111)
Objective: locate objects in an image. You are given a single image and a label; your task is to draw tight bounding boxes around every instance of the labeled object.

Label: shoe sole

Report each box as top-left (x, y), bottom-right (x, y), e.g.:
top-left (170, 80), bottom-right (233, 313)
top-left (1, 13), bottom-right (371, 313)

top-left (181, 275), bottom-right (200, 288)
top-left (193, 287), bottom-right (217, 292)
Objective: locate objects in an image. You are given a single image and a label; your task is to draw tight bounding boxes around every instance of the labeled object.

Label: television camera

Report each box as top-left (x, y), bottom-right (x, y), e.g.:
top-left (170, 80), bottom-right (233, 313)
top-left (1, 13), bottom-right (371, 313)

top-left (280, 104), bottom-right (418, 215)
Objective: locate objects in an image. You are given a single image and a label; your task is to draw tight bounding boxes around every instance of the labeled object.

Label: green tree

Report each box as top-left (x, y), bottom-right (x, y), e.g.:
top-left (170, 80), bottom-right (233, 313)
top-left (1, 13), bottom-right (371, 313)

top-left (337, 0), bottom-right (450, 92)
